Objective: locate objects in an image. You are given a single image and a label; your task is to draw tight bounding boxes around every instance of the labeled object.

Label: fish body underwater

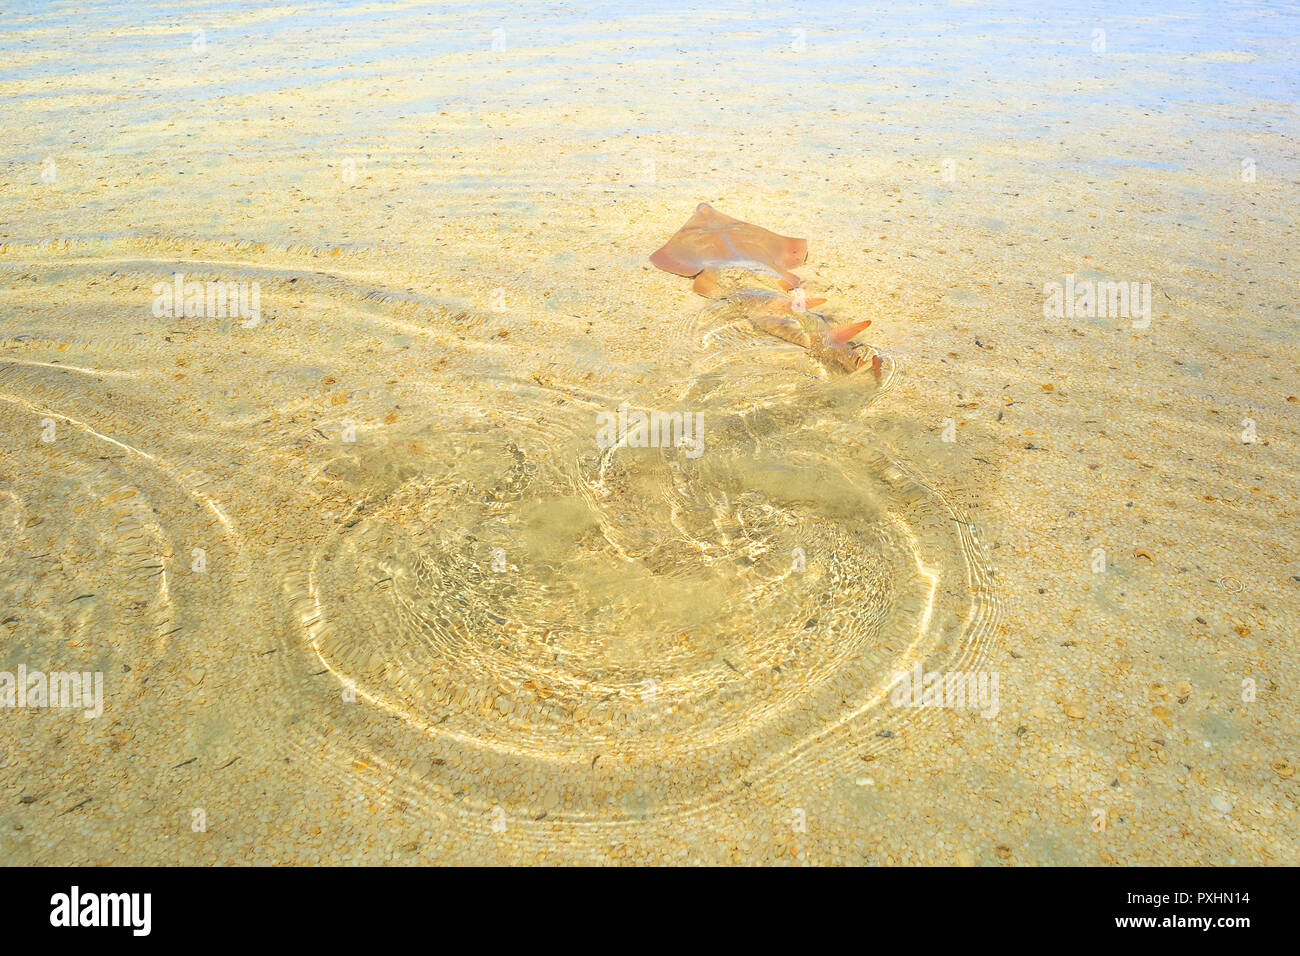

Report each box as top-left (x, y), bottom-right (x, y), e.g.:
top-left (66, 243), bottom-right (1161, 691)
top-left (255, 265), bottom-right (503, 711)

top-left (651, 204), bottom-right (881, 378)
top-left (710, 289), bottom-right (873, 374)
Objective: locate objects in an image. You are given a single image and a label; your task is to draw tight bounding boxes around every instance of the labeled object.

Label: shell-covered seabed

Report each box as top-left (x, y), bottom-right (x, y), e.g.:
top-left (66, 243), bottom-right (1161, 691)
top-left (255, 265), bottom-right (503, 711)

top-left (1, 1), bottom-right (1296, 865)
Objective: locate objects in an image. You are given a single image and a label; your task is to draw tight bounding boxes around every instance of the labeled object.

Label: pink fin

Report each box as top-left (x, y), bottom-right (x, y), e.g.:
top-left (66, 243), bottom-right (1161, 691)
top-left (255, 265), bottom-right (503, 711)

top-left (828, 320), bottom-right (871, 345)
top-left (692, 269), bottom-right (724, 298)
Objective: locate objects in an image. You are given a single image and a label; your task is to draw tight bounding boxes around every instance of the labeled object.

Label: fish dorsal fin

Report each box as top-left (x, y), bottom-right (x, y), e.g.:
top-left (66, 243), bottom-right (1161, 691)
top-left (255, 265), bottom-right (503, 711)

top-left (828, 320), bottom-right (871, 344)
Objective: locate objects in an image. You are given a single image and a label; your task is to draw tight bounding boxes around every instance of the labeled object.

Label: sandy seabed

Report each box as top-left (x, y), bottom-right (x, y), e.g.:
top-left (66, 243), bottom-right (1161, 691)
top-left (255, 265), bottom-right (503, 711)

top-left (0, 0), bottom-right (1297, 865)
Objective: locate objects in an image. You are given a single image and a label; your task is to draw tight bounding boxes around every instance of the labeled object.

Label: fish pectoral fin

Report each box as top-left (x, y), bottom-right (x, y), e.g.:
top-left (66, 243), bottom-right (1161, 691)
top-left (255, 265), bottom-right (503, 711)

top-left (649, 246), bottom-right (702, 278)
